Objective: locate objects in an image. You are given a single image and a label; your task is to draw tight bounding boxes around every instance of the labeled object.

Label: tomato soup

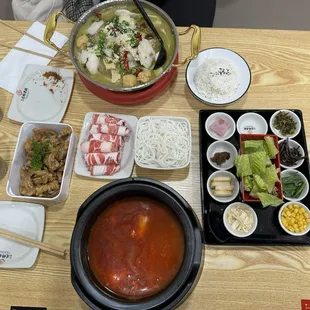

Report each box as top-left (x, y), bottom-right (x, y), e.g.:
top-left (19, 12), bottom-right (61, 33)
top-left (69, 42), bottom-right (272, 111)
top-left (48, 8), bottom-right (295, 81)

top-left (87, 197), bottom-right (185, 299)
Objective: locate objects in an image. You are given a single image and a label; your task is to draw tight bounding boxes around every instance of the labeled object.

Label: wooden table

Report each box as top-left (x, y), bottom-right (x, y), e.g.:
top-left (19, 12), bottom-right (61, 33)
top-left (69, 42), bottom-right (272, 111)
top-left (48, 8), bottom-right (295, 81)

top-left (1, 21), bottom-right (310, 310)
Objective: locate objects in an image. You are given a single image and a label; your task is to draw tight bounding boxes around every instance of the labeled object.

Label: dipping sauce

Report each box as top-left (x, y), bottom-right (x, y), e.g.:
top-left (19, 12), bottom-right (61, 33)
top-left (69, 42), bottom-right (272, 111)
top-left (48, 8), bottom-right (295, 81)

top-left (88, 197), bottom-right (185, 300)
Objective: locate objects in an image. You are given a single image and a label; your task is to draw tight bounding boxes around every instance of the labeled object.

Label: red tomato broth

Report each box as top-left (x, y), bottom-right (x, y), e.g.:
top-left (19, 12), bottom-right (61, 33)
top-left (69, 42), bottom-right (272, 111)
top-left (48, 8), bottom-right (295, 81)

top-left (87, 197), bottom-right (185, 300)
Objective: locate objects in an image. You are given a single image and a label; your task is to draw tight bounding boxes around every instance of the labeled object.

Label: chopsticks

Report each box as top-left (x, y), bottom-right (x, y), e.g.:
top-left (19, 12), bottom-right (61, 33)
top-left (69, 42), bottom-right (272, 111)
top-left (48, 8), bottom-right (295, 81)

top-left (0, 19), bottom-right (69, 58)
top-left (0, 42), bottom-right (71, 66)
top-left (0, 227), bottom-right (66, 257)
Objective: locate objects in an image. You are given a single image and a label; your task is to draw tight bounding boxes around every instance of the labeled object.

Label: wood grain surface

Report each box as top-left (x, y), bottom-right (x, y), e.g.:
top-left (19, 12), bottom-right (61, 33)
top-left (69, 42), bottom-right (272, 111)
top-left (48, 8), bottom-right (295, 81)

top-left (1, 21), bottom-right (310, 310)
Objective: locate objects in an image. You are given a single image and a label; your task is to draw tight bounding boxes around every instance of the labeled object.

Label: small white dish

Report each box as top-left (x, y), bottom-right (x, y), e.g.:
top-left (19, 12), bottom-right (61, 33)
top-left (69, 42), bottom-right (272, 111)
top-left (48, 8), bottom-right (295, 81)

top-left (223, 202), bottom-right (258, 238)
top-left (0, 201), bottom-right (45, 268)
top-left (8, 64), bottom-right (74, 123)
top-left (270, 110), bottom-right (301, 139)
top-left (281, 169), bottom-right (309, 202)
top-left (205, 112), bottom-right (236, 141)
top-left (278, 202), bottom-right (310, 236)
top-left (237, 112), bottom-right (268, 135)
top-left (75, 112), bottom-right (138, 179)
top-left (279, 139), bottom-right (305, 169)
top-left (6, 121), bottom-right (76, 203)
top-left (186, 47), bottom-right (251, 105)
top-left (207, 171), bottom-right (239, 203)
top-left (206, 141), bottom-right (238, 170)
top-left (134, 116), bottom-right (192, 170)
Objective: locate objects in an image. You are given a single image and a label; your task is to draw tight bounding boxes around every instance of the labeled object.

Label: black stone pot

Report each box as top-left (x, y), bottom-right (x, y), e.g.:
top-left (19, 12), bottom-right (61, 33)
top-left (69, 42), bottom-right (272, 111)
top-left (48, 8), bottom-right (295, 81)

top-left (70, 178), bottom-right (203, 310)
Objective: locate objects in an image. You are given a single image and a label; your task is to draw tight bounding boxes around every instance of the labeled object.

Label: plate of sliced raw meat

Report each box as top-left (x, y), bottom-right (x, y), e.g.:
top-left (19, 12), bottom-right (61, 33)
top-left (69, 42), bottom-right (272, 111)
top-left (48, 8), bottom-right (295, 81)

top-left (74, 112), bottom-right (138, 179)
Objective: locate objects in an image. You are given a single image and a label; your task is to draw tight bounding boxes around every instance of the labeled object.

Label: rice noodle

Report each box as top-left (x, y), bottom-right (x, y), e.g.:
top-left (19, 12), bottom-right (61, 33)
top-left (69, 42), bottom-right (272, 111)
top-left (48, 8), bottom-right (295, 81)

top-left (135, 117), bottom-right (191, 168)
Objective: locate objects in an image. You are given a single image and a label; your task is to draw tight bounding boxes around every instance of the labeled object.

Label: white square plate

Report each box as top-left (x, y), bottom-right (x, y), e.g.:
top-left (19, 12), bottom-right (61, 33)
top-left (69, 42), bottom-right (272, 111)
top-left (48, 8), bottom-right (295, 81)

top-left (134, 116), bottom-right (192, 170)
top-left (74, 112), bottom-right (138, 179)
top-left (0, 201), bottom-right (45, 269)
top-left (8, 64), bottom-right (74, 123)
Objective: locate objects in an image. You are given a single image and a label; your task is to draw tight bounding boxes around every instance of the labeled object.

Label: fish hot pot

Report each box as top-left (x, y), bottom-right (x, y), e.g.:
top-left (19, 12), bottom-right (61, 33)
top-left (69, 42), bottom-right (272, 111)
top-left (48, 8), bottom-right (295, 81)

top-left (43, 0), bottom-right (201, 104)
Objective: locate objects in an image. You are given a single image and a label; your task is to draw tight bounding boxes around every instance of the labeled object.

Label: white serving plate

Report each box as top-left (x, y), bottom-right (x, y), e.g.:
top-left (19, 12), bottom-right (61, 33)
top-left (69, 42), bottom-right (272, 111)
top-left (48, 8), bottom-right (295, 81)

top-left (75, 112), bottom-right (138, 179)
top-left (134, 116), bottom-right (192, 170)
top-left (186, 48), bottom-right (251, 105)
top-left (6, 121), bottom-right (76, 203)
top-left (0, 201), bottom-right (45, 269)
top-left (8, 64), bottom-right (74, 123)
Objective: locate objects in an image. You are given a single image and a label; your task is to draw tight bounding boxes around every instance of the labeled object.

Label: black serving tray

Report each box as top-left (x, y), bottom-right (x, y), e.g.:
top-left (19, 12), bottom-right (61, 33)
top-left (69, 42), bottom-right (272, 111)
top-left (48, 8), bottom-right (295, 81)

top-left (199, 109), bottom-right (310, 245)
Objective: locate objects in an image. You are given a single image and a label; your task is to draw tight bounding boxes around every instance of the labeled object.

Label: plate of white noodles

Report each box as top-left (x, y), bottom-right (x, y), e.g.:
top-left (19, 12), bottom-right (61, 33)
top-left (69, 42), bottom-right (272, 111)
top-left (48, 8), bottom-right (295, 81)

top-left (135, 116), bottom-right (192, 170)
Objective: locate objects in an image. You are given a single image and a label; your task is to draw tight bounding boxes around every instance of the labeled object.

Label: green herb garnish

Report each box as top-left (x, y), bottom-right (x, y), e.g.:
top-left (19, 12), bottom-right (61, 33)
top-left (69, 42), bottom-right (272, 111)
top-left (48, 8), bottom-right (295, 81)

top-left (30, 140), bottom-right (50, 170)
top-left (96, 31), bottom-right (107, 56)
top-left (129, 34), bottom-right (139, 48)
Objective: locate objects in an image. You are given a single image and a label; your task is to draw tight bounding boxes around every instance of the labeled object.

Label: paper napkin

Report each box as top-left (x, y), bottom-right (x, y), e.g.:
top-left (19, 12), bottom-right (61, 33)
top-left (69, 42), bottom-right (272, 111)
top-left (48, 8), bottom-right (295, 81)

top-left (0, 21), bottom-right (68, 94)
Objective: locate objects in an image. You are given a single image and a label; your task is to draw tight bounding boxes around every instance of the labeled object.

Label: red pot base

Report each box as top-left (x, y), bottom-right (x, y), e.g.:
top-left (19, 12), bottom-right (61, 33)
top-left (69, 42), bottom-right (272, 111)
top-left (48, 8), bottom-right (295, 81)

top-left (79, 55), bottom-right (179, 105)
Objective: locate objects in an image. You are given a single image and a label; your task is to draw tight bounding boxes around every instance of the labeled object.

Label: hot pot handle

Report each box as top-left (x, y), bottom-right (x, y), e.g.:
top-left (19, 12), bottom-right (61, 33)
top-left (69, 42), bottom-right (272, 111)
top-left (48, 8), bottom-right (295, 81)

top-left (44, 11), bottom-right (74, 54)
top-left (173, 25), bottom-right (201, 68)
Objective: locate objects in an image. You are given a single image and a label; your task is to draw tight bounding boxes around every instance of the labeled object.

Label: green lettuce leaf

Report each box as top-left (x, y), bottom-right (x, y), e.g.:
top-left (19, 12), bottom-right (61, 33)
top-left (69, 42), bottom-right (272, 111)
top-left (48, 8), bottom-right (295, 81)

top-left (249, 183), bottom-right (259, 198)
top-left (244, 176), bottom-right (253, 192)
top-left (253, 174), bottom-right (268, 192)
top-left (257, 192), bottom-right (283, 208)
top-left (243, 140), bottom-right (265, 154)
top-left (264, 136), bottom-right (279, 159)
top-left (235, 155), bottom-right (252, 177)
top-left (261, 164), bottom-right (280, 193)
top-left (249, 151), bottom-right (267, 175)
top-left (266, 157), bottom-right (272, 166)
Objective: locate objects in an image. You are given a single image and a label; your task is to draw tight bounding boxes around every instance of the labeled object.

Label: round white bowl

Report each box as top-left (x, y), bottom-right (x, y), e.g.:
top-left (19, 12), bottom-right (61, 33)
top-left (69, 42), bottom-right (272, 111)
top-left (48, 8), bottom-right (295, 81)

top-left (236, 112), bottom-right (268, 135)
top-left (279, 139), bottom-right (305, 169)
top-left (270, 110), bottom-right (301, 139)
top-left (278, 201), bottom-right (310, 236)
top-left (205, 112), bottom-right (236, 141)
top-left (186, 48), bottom-right (251, 106)
top-left (281, 169), bottom-right (309, 202)
top-left (223, 202), bottom-right (258, 238)
top-left (207, 171), bottom-right (239, 203)
top-left (206, 141), bottom-right (238, 170)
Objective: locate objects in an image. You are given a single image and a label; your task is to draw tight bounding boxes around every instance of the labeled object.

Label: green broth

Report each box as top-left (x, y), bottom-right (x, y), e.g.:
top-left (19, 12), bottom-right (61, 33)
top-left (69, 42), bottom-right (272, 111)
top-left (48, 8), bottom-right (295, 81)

top-left (74, 4), bottom-right (176, 88)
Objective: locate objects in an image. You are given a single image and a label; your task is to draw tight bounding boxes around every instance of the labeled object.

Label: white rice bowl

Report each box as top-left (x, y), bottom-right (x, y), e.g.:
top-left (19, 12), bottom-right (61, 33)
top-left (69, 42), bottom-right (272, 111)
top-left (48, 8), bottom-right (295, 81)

top-left (186, 48), bottom-right (251, 105)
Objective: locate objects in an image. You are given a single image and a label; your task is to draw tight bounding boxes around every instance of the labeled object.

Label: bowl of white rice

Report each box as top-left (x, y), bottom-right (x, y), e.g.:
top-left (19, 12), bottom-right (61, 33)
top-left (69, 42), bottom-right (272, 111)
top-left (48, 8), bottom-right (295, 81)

top-left (186, 48), bottom-right (251, 105)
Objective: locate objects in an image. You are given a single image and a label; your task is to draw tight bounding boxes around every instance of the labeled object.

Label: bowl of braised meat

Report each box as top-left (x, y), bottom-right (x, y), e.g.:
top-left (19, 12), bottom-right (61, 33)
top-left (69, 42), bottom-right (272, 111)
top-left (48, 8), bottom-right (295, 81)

top-left (6, 122), bottom-right (76, 203)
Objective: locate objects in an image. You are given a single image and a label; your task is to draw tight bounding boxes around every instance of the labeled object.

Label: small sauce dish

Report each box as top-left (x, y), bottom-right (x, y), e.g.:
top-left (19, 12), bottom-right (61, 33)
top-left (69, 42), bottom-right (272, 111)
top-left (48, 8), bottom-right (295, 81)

top-left (237, 112), bottom-right (268, 135)
top-left (206, 141), bottom-right (238, 170)
top-left (270, 110), bottom-right (301, 139)
top-left (223, 202), bottom-right (258, 238)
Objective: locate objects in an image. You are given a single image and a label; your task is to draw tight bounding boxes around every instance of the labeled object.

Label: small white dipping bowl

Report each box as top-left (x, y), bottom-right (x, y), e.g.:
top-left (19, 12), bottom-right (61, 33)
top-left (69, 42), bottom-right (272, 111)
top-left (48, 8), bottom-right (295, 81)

top-left (281, 169), bottom-right (309, 202)
top-left (207, 171), bottom-right (239, 203)
top-left (205, 112), bottom-right (236, 141)
top-left (223, 202), bottom-right (258, 238)
top-left (270, 110), bottom-right (301, 139)
top-left (237, 112), bottom-right (268, 135)
top-left (207, 141), bottom-right (238, 170)
top-left (278, 201), bottom-right (310, 236)
top-left (186, 47), bottom-right (251, 106)
top-left (279, 139), bottom-right (305, 169)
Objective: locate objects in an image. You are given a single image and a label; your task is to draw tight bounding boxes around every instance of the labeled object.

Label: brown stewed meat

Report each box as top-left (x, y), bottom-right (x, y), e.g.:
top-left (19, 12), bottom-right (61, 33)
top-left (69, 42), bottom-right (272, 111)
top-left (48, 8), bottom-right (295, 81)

top-left (19, 127), bottom-right (71, 198)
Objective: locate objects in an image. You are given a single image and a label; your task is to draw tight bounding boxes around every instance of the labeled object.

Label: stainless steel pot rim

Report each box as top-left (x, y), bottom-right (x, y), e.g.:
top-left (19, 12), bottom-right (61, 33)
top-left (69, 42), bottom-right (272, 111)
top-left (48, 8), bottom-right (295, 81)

top-left (69, 0), bottom-right (179, 92)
